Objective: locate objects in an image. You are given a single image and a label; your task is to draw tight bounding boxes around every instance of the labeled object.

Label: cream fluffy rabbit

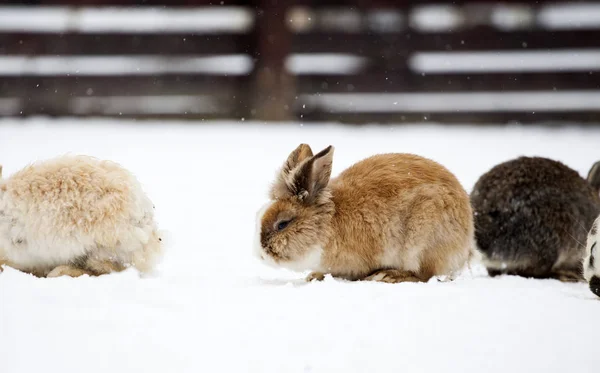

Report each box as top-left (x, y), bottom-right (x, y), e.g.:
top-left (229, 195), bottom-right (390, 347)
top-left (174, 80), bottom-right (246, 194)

top-left (254, 144), bottom-right (476, 283)
top-left (0, 155), bottom-right (163, 277)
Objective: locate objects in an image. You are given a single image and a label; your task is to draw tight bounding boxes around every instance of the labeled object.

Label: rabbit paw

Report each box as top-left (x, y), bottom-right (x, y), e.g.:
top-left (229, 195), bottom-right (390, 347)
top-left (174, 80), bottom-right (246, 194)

top-left (306, 272), bottom-right (325, 282)
top-left (364, 270), bottom-right (423, 283)
top-left (553, 270), bottom-right (583, 283)
top-left (47, 265), bottom-right (90, 278)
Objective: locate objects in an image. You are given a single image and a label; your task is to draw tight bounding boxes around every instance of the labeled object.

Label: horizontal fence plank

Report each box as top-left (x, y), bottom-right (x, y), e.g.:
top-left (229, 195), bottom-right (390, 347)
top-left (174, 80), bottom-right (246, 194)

top-left (0, 108), bottom-right (239, 120)
top-left (2, 1), bottom-right (251, 5)
top-left (0, 33), bottom-right (251, 55)
top-left (295, 111), bottom-right (600, 124)
top-left (298, 72), bottom-right (600, 93)
top-left (0, 74), bottom-right (252, 117)
top-left (4, 0), bottom-right (595, 7)
top-left (0, 75), bottom-right (247, 97)
top-left (293, 30), bottom-right (600, 55)
top-left (3, 105), bottom-right (599, 124)
top-left (2, 29), bottom-right (598, 56)
top-left (4, 72), bottom-right (598, 99)
top-left (295, 0), bottom-right (597, 6)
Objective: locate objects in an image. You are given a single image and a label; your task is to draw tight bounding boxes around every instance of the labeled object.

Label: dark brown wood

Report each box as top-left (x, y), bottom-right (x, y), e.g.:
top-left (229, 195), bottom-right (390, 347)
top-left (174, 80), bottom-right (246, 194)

top-left (249, 0), bottom-right (294, 121)
top-left (3, 29), bottom-right (598, 56)
top-left (296, 0), bottom-right (595, 6)
top-left (298, 71), bottom-right (600, 93)
top-left (9, 95), bottom-right (240, 117)
top-left (0, 75), bottom-right (245, 97)
top-left (10, 0), bottom-right (251, 5)
top-left (0, 75), bottom-right (246, 116)
top-left (0, 33), bottom-right (251, 56)
top-left (292, 30), bottom-right (600, 55)
top-left (296, 111), bottom-right (600, 125)
top-left (5, 0), bottom-right (595, 7)
top-left (4, 71), bottom-right (598, 100)
top-left (1, 109), bottom-right (238, 120)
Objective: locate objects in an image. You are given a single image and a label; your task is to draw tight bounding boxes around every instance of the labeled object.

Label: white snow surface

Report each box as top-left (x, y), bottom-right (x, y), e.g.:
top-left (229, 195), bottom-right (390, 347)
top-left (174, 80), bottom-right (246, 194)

top-left (0, 118), bottom-right (599, 373)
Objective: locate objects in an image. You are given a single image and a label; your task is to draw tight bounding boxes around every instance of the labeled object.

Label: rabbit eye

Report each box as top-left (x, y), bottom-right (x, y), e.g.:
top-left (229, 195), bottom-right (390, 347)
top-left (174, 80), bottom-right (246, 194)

top-left (276, 220), bottom-right (292, 231)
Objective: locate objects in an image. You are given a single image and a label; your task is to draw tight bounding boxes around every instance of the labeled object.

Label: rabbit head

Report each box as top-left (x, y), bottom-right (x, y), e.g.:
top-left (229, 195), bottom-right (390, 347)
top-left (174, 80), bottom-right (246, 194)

top-left (254, 144), bottom-right (334, 272)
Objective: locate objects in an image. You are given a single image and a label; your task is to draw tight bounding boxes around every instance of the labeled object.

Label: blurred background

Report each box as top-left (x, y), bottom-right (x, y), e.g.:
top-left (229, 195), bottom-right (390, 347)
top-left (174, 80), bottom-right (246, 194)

top-left (1, 0), bottom-right (600, 125)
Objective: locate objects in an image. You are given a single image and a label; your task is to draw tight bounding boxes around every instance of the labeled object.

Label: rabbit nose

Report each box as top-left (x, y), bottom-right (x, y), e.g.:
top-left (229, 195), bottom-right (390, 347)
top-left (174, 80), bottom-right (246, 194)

top-left (590, 276), bottom-right (600, 297)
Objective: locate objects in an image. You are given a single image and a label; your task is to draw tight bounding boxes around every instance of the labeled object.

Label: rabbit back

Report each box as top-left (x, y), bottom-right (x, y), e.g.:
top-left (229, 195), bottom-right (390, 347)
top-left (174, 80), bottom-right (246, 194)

top-left (0, 155), bottom-right (161, 276)
top-left (471, 157), bottom-right (600, 280)
top-left (323, 153), bottom-right (475, 280)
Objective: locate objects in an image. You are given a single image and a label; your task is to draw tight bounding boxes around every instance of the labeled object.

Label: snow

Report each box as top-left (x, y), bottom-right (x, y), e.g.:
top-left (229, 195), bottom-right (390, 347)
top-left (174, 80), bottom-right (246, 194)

top-left (412, 50), bottom-right (600, 73)
top-left (0, 55), bottom-right (253, 76)
top-left (2, 3), bottom-right (600, 35)
top-left (286, 54), bottom-right (367, 75)
top-left (303, 91), bottom-right (600, 113)
top-left (0, 54), bottom-right (368, 76)
top-left (0, 6), bottom-right (253, 33)
top-left (1, 119), bottom-right (600, 373)
top-left (538, 4), bottom-right (600, 30)
top-left (410, 5), bottom-right (464, 32)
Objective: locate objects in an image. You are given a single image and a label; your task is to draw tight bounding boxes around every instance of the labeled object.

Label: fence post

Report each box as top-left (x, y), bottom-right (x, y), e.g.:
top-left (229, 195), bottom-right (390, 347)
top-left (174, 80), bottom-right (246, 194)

top-left (250, 0), bottom-right (294, 122)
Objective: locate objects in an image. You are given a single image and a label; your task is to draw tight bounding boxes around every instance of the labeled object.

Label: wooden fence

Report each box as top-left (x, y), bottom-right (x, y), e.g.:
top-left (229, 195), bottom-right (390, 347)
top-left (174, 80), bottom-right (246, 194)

top-left (1, 0), bottom-right (600, 123)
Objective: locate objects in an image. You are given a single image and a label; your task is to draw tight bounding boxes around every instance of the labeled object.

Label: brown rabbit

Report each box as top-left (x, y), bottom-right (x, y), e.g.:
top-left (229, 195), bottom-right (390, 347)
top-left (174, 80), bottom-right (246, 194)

top-left (254, 144), bottom-right (476, 283)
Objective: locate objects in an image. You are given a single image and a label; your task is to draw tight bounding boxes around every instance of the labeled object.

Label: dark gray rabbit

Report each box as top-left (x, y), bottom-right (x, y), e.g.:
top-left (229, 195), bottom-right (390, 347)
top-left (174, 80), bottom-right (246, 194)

top-left (471, 157), bottom-right (600, 281)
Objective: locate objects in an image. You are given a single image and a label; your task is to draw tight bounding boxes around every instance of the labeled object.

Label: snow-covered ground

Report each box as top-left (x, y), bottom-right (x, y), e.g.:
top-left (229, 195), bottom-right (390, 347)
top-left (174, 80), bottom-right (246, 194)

top-left (0, 118), bottom-right (599, 373)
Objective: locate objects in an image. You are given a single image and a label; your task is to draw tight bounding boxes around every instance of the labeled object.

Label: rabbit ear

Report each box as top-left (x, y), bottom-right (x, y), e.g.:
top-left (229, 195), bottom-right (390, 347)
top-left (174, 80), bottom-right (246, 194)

top-left (0, 165), bottom-right (3, 179)
top-left (588, 161), bottom-right (600, 192)
top-left (282, 144), bottom-right (313, 177)
top-left (293, 146), bottom-right (334, 203)
top-left (271, 144), bottom-right (314, 199)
